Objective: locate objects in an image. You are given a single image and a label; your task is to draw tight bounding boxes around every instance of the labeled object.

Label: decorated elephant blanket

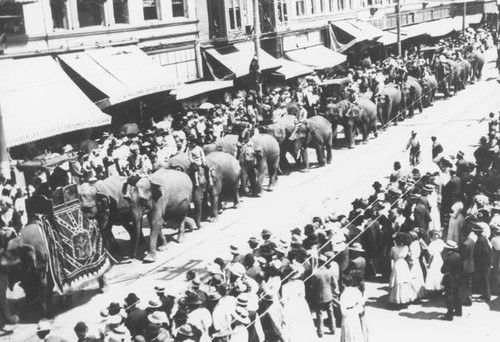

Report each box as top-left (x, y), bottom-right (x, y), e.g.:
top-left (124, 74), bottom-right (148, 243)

top-left (37, 200), bottom-right (110, 294)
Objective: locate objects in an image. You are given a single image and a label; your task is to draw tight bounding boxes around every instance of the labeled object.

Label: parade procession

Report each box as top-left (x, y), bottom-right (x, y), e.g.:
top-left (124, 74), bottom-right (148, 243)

top-left (2, 0), bottom-right (500, 341)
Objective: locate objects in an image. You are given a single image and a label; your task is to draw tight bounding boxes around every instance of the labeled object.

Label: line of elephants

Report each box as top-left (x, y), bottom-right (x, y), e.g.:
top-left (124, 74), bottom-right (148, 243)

top-left (0, 49), bottom-right (485, 325)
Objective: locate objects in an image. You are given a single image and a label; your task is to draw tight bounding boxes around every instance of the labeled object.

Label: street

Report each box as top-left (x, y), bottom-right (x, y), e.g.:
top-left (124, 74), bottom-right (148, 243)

top-left (5, 50), bottom-right (500, 342)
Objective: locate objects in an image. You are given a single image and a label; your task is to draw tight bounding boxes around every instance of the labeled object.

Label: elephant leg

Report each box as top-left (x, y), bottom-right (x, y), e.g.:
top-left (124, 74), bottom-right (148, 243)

top-left (130, 214), bottom-right (143, 259)
top-left (177, 218), bottom-right (186, 245)
top-left (0, 274), bottom-right (18, 324)
top-left (240, 168), bottom-right (250, 195)
top-left (326, 139), bottom-right (333, 165)
top-left (315, 142), bottom-right (326, 166)
top-left (279, 148), bottom-right (290, 172)
top-left (302, 148), bottom-right (310, 169)
top-left (40, 276), bottom-right (54, 318)
top-left (144, 212), bottom-right (163, 263)
top-left (331, 124), bottom-right (339, 148)
top-left (248, 168), bottom-right (257, 195)
top-left (361, 123), bottom-right (369, 142)
top-left (232, 182), bottom-right (240, 208)
top-left (208, 188), bottom-right (219, 222)
top-left (97, 275), bottom-right (108, 293)
top-left (267, 161), bottom-right (278, 191)
top-left (346, 121), bottom-right (355, 149)
top-left (418, 100), bottom-right (423, 114)
top-left (255, 166), bottom-right (266, 196)
top-left (192, 192), bottom-right (203, 229)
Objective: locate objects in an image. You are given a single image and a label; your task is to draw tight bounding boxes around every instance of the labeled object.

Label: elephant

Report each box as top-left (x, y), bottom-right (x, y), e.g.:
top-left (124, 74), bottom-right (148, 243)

top-left (263, 114), bottom-right (298, 170)
top-left (239, 134), bottom-right (280, 197)
top-left (203, 134), bottom-right (239, 158)
top-left (0, 221), bottom-right (106, 321)
top-left (375, 83), bottom-right (402, 128)
top-left (456, 57), bottom-right (471, 89)
top-left (348, 98), bottom-right (378, 143)
top-left (78, 176), bottom-right (138, 257)
top-left (122, 169), bottom-right (193, 262)
top-left (419, 71), bottom-right (437, 108)
top-left (154, 153), bottom-right (207, 229)
top-left (401, 76), bottom-right (423, 118)
top-left (205, 152), bottom-right (241, 221)
top-left (434, 58), bottom-right (461, 97)
top-left (289, 116), bottom-right (333, 169)
top-left (466, 50), bottom-right (485, 82)
top-left (324, 99), bottom-right (352, 148)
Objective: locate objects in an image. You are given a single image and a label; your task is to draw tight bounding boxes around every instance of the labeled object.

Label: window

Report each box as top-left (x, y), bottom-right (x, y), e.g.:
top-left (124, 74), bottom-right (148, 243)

top-left (227, 0), bottom-right (242, 30)
top-left (295, 0), bottom-right (305, 16)
top-left (143, 0), bottom-right (159, 20)
top-left (207, 0), bottom-right (226, 38)
top-left (329, 0), bottom-right (335, 11)
top-left (277, 0), bottom-right (288, 23)
top-left (172, 0), bottom-right (185, 17)
top-left (77, 0), bottom-right (105, 27)
top-left (113, 0), bottom-right (129, 24)
top-left (0, 2), bottom-right (24, 34)
top-left (149, 47), bottom-right (197, 81)
top-left (319, 0), bottom-right (325, 13)
top-left (337, 0), bottom-right (344, 11)
top-left (310, 0), bottom-right (315, 15)
top-left (50, 0), bottom-right (69, 29)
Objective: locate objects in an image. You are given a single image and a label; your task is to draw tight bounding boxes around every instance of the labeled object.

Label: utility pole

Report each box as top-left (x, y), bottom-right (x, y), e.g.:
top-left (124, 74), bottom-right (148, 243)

top-left (253, 0), bottom-right (262, 98)
top-left (396, 0), bottom-right (401, 57)
top-left (462, 0), bottom-right (466, 35)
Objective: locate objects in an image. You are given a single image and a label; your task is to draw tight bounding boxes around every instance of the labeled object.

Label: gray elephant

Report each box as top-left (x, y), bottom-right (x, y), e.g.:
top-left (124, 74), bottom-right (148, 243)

top-left (324, 99), bottom-right (351, 148)
top-left (239, 134), bottom-right (280, 197)
top-left (348, 98), bottom-right (378, 143)
top-left (434, 58), bottom-right (461, 96)
top-left (401, 76), bottom-right (423, 118)
top-left (375, 84), bottom-right (402, 128)
top-left (154, 153), bottom-right (207, 229)
top-left (263, 114), bottom-right (298, 170)
top-left (419, 71), bottom-right (437, 108)
top-left (467, 49), bottom-right (485, 82)
top-left (78, 176), bottom-right (137, 256)
top-left (205, 152), bottom-right (241, 221)
top-left (456, 57), bottom-right (471, 89)
top-left (122, 169), bottom-right (193, 262)
top-left (204, 134), bottom-right (239, 158)
top-left (289, 116), bottom-right (333, 168)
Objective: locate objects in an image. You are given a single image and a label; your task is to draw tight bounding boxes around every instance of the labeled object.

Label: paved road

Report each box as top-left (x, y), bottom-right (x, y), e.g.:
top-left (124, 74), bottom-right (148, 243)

top-left (5, 50), bottom-right (500, 342)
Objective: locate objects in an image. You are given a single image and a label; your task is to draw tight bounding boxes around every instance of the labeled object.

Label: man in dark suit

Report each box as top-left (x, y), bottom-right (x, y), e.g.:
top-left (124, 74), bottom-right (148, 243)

top-left (441, 240), bottom-right (463, 320)
top-left (472, 222), bottom-right (492, 302)
top-left (360, 208), bottom-right (381, 278)
top-left (431, 136), bottom-right (443, 159)
top-left (124, 293), bottom-right (148, 337)
top-left (309, 254), bottom-right (337, 337)
top-left (459, 226), bottom-right (476, 306)
top-left (441, 170), bottom-right (462, 218)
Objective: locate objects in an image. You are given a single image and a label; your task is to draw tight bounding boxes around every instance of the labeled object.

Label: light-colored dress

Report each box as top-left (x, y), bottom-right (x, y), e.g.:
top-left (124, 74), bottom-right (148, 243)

top-left (425, 239), bottom-right (445, 291)
top-left (281, 279), bottom-right (318, 342)
top-left (409, 241), bottom-right (425, 299)
top-left (447, 204), bottom-right (464, 243)
top-left (427, 191), bottom-right (441, 231)
top-left (340, 286), bottom-right (369, 342)
top-left (388, 245), bottom-right (415, 304)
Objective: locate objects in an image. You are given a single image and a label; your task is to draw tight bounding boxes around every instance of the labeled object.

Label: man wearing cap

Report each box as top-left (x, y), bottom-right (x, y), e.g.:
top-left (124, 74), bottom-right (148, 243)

top-left (455, 150), bottom-right (468, 176)
top-left (459, 225), bottom-right (476, 306)
top-left (405, 131), bottom-right (421, 166)
top-left (472, 219), bottom-right (492, 302)
top-left (441, 240), bottom-right (463, 320)
top-left (230, 244), bottom-right (245, 265)
top-left (124, 293), bottom-right (148, 337)
top-left (154, 283), bottom-right (175, 322)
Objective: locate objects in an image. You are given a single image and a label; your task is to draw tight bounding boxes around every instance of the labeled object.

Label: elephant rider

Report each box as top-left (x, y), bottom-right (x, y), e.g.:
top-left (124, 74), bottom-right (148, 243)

top-left (297, 101), bottom-right (308, 122)
top-left (405, 130), bottom-right (421, 166)
top-left (126, 144), bottom-right (152, 177)
top-left (187, 134), bottom-right (212, 187)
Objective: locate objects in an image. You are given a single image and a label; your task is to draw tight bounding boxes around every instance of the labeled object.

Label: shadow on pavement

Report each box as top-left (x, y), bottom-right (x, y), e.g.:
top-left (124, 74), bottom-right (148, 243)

top-left (399, 310), bottom-right (442, 320)
top-left (488, 296), bottom-right (500, 312)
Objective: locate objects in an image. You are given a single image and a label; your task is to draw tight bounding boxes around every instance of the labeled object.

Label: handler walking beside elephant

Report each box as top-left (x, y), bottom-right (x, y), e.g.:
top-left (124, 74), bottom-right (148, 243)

top-left (405, 131), bottom-right (421, 166)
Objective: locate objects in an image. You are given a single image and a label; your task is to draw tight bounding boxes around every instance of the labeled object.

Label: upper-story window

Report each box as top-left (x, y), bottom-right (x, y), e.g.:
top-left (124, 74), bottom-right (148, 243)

top-left (276, 0), bottom-right (288, 23)
top-left (337, 0), bottom-right (344, 11)
top-left (328, 0), bottom-right (335, 11)
top-left (50, 0), bottom-right (69, 29)
top-left (310, 0), bottom-right (316, 14)
top-left (0, 2), bottom-right (24, 34)
top-left (172, 0), bottom-right (186, 17)
top-left (143, 0), bottom-right (160, 20)
top-left (77, 0), bottom-right (105, 27)
top-left (227, 0), bottom-right (242, 30)
top-left (114, 0), bottom-right (129, 24)
top-left (318, 0), bottom-right (325, 13)
top-left (295, 0), bottom-right (305, 16)
top-left (207, 0), bottom-right (225, 38)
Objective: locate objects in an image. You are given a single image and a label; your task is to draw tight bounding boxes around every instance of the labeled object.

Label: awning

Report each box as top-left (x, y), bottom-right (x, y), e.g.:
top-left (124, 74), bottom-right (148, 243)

top-left (171, 80), bottom-right (233, 100)
top-left (484, 0), bottom-right (498, 14)
top-left (204, 42), bottom-right (281, 79)
top-left (402, 18), bottom-right (460, 39)
top-left (330, 19), bottom-right (384, 49)
top-left (284, 45), bottom-right (346, 70)
top-left (0, 0), bottom-right (38, 3)
top-left (272, 59), bottom-right (314, 79)
top-left (377, 30), bottom-right (407, 45)
top-left (0, 56), bottom-right (111, 147)
top-left (58, 45), bottom-right (182, 108)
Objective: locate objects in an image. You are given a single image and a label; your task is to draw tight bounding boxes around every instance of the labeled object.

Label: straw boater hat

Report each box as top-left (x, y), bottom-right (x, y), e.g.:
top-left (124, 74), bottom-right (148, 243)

top-left (177, 324), bottom-right (195, 337)
top-left (148, 311), bottom-right (169, 325)
top-left (232, 307), bottom-right (251, 324)
top-left (423, 184), bottom-right (435, 193)
top-left (230, 244), bottom-right (240, 255)
top-left (445, 240), bottom-right (458, 250)
top-left (349, 242), bottom-right (365, 253)
top-left (107, 314), bottom-right (122, 326)
top-left (230, 262), bottom-right (246, 277)
top-left (147, 298), bottom-right (162, 309)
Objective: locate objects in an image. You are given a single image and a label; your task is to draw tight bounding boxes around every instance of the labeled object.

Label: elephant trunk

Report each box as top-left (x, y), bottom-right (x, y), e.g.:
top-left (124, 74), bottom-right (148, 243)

top-left (0, 273), bottom-right (19, 324)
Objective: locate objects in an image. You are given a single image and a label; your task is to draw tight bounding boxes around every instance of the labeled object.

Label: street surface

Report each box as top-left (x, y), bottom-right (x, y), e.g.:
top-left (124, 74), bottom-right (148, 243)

top-left (5, 49), bottom-right (500, 342)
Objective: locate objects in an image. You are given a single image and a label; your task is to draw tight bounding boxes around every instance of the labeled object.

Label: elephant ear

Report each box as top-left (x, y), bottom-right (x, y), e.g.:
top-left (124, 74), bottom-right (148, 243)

top-left (96, 193), bottom-right (111, 228)
top-left (151, 183), bottom-right (163, 202)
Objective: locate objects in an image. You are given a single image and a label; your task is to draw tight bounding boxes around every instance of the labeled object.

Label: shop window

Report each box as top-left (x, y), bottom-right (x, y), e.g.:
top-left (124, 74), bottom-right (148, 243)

top-left (0, 2), bottom-right (24, 34)
top-left (172, 0), bottom-right (185, 17)
top-left (114, 0), bottom-right (129, 24)
top-left (77, 0), bottom-right (105, 27)
top-left (143, 0), bottom-right (159, 20)
top-left (277, 0), bottom-right (288, 23)
top-left (207, 0), bottom-right (225, 38)
top-left (295, 0), bottom-right (305, 16)
top-left (51, 0), bottom-right (69, 29)
top-left (228, 0), bottom-right (242, 30)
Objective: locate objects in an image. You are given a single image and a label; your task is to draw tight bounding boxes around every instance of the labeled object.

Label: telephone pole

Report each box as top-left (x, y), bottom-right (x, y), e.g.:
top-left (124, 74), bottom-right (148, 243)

top-left (253, 0), bottom-right (262, 98)
top-left (396, 0), bottom-right (401, 56)
top-left (462, 0), bottom-right (466, 35)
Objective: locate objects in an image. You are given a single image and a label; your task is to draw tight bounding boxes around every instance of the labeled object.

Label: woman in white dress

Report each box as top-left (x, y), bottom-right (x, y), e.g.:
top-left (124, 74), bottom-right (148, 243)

top-left (409, 231), bottom-right (426, 300)
top-left (388, 233), bottom-right (414, 305)
top-left (423, 184), bottom-right (441, 231)
top-left (340, 273), bottom-right (369, 342)
top-left (281, 263), bottom-right (318, 342)
top-left (424, 230), bottom-right (445, 293)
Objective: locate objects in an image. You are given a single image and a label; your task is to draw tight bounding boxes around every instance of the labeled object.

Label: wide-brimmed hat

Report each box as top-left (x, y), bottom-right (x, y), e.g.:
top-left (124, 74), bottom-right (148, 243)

top-left (184, 292), bottom-right (202, 306)
top-left (388, 187), bottom-right (402, 196)
top-left (349, 242), bottom-right (365, 253)
top-left (248, 237), bottom-right (260, 245)
top-left (259, 243), bottom-right (275, 257)
top-left (232, 307), bottom-right (251, 324)
top-left (37, 319), bottom-right (51, 332)
top-left (230, 262), bottom-right (246, 277)
top-left (372, 181), bottom-right (382, 189)
top-left (124, 293), bottom-right (140, 307)
top-left (230, 244), bottom-right (240, 254)
top-left (445, 240), bottom-right (458, 249)
top-left (107, 302), bottom-right (122, 313)
top-left (148, 311), bottom-right (169, 325)
top-left (261, 229), bottom-right (272, 237)
top-left (207, 291), bottom-right (222, 302)
top-left (177, 324), bottom-right (195, 337)
top-left (423, 184), bottom-right (435, 193)
top-left (147, 298), bottom-right (162, 309)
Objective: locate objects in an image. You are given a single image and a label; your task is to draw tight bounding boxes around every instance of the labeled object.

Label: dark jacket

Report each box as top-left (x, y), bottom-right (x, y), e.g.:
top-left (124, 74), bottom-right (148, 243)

top-left (49, 166), bottom-right (70, 190)
top-left (474, 235), bottom-right (492, 270)
top-left (309, 267), bottom-right (336, 304)
top-left (126, 307), bottom-right (148, 337)
top-left (441, 249), bottom-right (463, 275)
top-left (460, 237), bottom-right (475, 274)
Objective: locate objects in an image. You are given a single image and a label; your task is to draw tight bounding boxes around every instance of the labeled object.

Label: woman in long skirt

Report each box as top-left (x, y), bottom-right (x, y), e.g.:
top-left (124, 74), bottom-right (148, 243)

top-left (409, 231), bottom-right (426, 300)
top-left (425, 230), bottom-right (445, 293)
top-left (340, 273), bottom-right (369, 342)
top-left (281, 264), bottom-right (318, 342)
top-left (388, 233), bottom-right (414, 305)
